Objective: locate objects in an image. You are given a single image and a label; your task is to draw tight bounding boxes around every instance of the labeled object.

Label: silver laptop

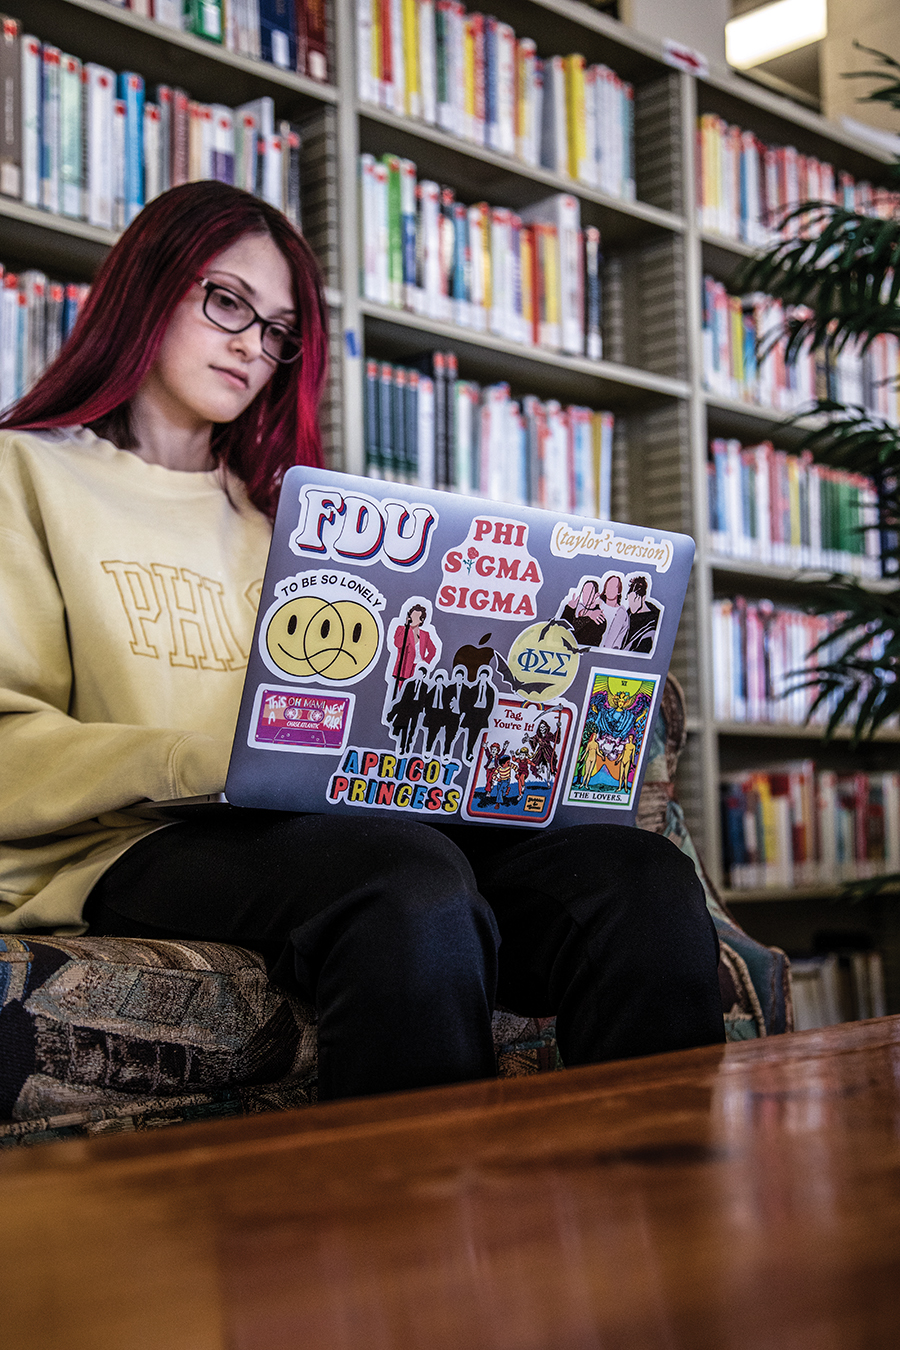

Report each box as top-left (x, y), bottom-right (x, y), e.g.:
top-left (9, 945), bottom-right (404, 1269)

top-left (187, 467), bottom-right (693, 830)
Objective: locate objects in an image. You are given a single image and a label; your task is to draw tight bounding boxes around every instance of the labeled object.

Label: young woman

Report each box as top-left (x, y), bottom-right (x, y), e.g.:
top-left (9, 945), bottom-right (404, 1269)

top-left (0, 182), bottom-right (724, 1103)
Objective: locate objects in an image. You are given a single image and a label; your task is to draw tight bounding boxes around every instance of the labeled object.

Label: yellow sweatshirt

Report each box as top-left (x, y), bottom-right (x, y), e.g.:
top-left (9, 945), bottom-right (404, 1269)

top-left (0, 427), bottom-right (271, 934)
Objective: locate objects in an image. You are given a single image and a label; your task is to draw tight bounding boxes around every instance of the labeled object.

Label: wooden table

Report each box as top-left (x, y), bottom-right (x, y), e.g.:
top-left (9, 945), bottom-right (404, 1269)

top-left (5, 1017), bottom-right (900, 1349)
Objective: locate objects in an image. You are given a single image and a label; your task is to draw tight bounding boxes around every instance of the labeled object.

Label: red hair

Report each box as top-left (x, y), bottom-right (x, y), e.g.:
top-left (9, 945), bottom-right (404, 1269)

top-left (0, 181), bottom-right (327, 518)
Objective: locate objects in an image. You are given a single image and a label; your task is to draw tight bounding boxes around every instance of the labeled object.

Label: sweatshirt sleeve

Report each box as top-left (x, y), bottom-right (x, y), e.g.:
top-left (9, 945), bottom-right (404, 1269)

top-left (0, 459), bottom-right (231, 843)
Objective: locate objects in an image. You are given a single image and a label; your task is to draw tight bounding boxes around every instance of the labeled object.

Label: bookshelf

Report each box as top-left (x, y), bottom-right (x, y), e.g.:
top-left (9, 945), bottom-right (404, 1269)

top-left (6, 0), bottom-right (900, 1007)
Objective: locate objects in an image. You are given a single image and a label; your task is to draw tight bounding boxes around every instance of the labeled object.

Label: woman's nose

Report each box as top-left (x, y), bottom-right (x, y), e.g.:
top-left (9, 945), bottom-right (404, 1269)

top-left (230, 321), bottom-right (265, 359)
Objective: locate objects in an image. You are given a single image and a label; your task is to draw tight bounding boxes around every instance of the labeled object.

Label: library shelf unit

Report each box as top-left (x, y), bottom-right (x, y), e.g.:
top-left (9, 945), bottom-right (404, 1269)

top-left (8, 0), bottom-right (900, 1006)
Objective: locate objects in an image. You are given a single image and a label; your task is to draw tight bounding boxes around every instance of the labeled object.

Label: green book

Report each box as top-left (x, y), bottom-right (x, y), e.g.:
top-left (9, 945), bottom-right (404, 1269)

top-left (183, 0), bottom-right (223, 43)
top-left (382, 154), bottom-right (403, 309)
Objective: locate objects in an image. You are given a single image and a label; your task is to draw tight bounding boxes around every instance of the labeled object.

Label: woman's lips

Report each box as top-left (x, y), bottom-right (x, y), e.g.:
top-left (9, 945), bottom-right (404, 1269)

top-left (213, 366), bottom-right (249, 389)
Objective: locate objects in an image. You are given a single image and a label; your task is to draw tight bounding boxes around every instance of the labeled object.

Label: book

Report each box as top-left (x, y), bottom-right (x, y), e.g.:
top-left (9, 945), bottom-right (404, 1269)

top-left (0, 15), bottom-right (20, 199)
top-left (84, 64), bottom-right (115, 229)
top-left (58, 54), bottom-right (82, 219)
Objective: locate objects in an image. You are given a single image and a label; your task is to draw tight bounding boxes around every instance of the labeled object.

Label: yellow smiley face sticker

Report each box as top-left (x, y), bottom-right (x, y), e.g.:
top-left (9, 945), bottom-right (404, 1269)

top-left (265, 596), bottom-right (381, 682)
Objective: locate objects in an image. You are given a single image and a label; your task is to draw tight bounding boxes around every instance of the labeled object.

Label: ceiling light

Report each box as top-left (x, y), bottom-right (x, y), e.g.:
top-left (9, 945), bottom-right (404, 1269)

top-left (726, 0), bottom-right (827, 69)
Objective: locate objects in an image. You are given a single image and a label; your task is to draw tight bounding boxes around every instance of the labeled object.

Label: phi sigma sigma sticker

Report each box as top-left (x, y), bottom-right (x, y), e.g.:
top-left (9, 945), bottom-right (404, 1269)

top-left (462, 698), bottom-right (574, 827)
top-left (249, 685), bottom-right (355, 755)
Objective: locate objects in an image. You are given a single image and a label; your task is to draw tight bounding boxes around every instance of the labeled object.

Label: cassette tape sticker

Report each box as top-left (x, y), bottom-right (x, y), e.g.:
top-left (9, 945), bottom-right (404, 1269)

top-left (565, 670), bottom-right (660, 810)
top-left (463, 697), bottom-right (574, 827)
top-left (249, 685), bottom-right (355, 756)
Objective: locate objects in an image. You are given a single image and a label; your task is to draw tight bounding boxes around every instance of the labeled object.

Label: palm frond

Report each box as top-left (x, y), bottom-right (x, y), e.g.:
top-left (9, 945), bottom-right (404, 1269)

top-left (740, 209), bottom-right (900, 359)
top-left (842, 42), bottom-right (900, 113)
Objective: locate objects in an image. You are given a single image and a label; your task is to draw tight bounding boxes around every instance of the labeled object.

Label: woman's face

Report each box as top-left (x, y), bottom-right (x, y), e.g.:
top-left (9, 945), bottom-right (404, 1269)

top-left (138, 233), bottom-right (296, 432)
top-left (602, 578), bottom-right (621, 604)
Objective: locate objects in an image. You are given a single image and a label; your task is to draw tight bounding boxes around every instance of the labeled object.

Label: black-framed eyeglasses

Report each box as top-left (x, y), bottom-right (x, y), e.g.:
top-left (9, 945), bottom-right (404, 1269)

top-left (198, 279), bottom-right (303, 364)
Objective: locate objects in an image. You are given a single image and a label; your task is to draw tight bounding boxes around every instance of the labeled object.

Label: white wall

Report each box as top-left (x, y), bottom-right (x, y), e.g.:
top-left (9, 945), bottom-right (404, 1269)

top-left (619, 0), bottom-right (730, 66)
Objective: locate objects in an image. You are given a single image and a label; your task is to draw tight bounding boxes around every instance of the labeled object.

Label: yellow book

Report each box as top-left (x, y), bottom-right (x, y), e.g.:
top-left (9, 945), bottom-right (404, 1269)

top-left (564, 54), bottom-right (587, 182)
top-left (472, 202), bottom-right (490, 317)
top-left (753, 774), bottom-right (777, 876)
top-left (787, 455), bottom-right (801, 549)
top-left (403, 0), bottom-right (419, 116)
top-left (372, 0), bottom-right (381, 92)
top-left (728, 295), bottom-right (744, 392)
top-left (464, 16), bottom-right (476, 139)
top-left (519, 225), bottom-right (534, 344)
top-left (542, 223), bottom-right (560, 349)
top-left (700, 114), bottom-right (718, 231)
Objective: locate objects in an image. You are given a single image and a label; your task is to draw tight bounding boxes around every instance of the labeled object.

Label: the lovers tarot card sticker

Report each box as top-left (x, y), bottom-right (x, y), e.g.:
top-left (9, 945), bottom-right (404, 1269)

top-left (565, 670), bottom-right (660, 810)
top-left (463, 697), bottom-right (574, 826)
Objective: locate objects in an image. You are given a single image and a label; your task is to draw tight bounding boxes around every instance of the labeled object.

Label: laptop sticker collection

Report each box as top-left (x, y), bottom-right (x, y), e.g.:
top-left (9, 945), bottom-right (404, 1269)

top-left (248, 482), bottom-right (670, 827)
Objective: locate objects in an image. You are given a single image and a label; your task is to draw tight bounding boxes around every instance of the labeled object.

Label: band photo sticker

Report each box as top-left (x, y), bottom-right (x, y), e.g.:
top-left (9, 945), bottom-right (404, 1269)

top-left (565, 670), bottom-right (660, 811)
top-left (259, 570), bottom-right (386, 686)
top-left (556, 571), bottom-right (664, 658)
top-left (462, 697), bottom-right (575, 827)
top-left (248, 685), bottom-right (355, 756)
top-left (381, 596), bottom-right (502, 765)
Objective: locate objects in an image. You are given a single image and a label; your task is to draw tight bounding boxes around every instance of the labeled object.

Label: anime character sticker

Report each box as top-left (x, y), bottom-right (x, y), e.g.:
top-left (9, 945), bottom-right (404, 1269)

top-left (463, 698), bottom-right (574, 826)
top-left (565, 671), bottom-right (659, 810)
top-left (557, 572), bottom-right (664, 658)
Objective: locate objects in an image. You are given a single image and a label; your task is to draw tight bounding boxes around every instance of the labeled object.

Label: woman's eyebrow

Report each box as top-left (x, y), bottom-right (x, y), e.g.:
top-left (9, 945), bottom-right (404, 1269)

top-left (208, 270), bottom-right (297, 320)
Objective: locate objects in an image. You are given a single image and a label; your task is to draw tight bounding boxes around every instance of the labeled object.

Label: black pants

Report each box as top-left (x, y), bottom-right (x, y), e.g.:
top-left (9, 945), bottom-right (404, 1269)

top-left (83, 813), bottom-right (724, 1101)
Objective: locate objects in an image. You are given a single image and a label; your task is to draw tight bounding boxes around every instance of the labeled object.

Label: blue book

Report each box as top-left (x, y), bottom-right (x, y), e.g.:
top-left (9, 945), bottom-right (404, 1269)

top-left (118, 72), bottom-right (145, 224)
top-left (259, 0), bottom-right (296, 71)
top-left (484, 18), bottom-right (498, 150)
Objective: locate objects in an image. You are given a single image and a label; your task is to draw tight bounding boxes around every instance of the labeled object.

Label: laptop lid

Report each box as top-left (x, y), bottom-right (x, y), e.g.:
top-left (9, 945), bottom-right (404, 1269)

top-left (225, 467), bottom-right (694, 830)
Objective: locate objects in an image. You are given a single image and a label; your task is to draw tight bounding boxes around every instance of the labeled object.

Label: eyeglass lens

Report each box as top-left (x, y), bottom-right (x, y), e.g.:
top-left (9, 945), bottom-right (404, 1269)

top-left (203, 285), bottom-right (301, 362)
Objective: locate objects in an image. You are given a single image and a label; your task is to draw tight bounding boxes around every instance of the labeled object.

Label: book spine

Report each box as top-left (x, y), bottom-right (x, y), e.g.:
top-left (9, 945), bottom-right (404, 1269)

top-left (118, 72), bottom-right (145, 224)
top-left (185, 0), bottom-right (223, 42)
top-left (0, 16), bottom-right (20, 199)
top-left (390, 0), bottom-right (406, 115)
top-left (212, 104), bottom-right (237, 185)
top-left (417, 373), bottom-right (435, 488)
top-left (584, 225), bottom-right (602, 361)
top-left (564, 54), bottom-right (586, 183)
top-left (303, 0), bottom-right (328, 81)
top-left (392, 365), bottom-right (407, 481)
top-left (84, 64), bottom-right (114, 228)
top-left (384, 153), bottom-right (403, 306)
top-left (403, 0), bottom-right (419, 117)
top-left (155, 0), bottom-right (183, 25)
top-left (21, 36), bottom-right (40, 208)
top-left (452, 199), bottom-right (469, 327)
top-left (417, 0), bottom-right (436, 124)
top-left (378, 361), bottom-right (394, 476)
top-left (435, 0), bottom-right (451, 132)
top-left (418, 178), bottom-right (441, 318)
top-left (364, 356), bottom-right (380, 475)
top-left (405, 367), bottom-right (419, 483)
top-left (496, 23), bottom-right (515, 157)
top-left (357, 0), bottom-right (375, 102)
top-left (58, 53), bottom-right (81, 218)
top-left (430, 350), bottom-right (446, 487)
top-left (259, 0), bottom-right (295, 69)
top-left (143, 103), bottom-right (162, 204)
top-left (40, 44), bottom-right (60, 215)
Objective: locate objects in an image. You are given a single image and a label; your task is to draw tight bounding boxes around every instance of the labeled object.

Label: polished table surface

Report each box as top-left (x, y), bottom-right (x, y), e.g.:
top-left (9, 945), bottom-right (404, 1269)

top-left (5, 1017), bottom-right (900, 1349)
